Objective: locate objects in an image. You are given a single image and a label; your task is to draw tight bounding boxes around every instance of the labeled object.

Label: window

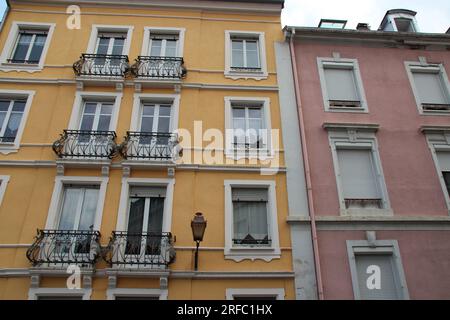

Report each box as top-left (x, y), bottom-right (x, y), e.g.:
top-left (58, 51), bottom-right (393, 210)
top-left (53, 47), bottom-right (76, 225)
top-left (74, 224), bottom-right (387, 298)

top-left (79, 101), bottom-right (113, 133)
top-left (347, 239), bottom-right (409, 300)
top-left (226, 288), bottom-right (284, 300)
top-left (336, 149), bottom-right (382, 210)
top-left (142, 28), bottom-right (185, 57)
top-left (406, 62), bottom-right (450, 114)
top-left (224, 180), bottom-right (280, 262)
top-left (0, 99), bottom-right (26, 143)
top-left (106, 288), bottom-right (168, 300)
top-left (0, 22), bottom-right (55, 71)
top-left (318, 19), bottom-right (347, 29)
top-left (28, 288), bottom-right (91, 300)
top-left (225, 31), bottom-right (267, 80)
top-left (232, 188), bottom-right (270, 246)
top-left (395, 18), bottom-right (415, 32)
top-left (444, 172), bottom-right (450, 196)
top-left (317, 58), bottom-right (368, 112)
top-left (0, 90), bottom-right (35, 154)
top-left (436, 151), bottom-right (450, 197)
top-left (0, 176), bottom-right (10, 208)
top-left (325, 124), bottom-right (392, 216)
top-left (225, 97), bottom-right (272, 159)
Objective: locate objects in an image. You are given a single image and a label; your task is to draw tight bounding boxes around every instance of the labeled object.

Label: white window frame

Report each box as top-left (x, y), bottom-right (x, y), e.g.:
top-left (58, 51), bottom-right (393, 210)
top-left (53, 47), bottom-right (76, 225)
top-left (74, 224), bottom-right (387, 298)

top-left (327, 128), bottom-right (392, 216)
top-left (115, 177), bottom-right (175, 239)
top-left (224, 180), bottom-right (280, 262)
top-left (86, 25), bottom-right (133, 56)
top-left (67, 91), bottom-right (122, 132)
top-left (317, 57), bottom-right (368, 113)
top-left (44, 176), bottom-right (109, 231)
top-left (405, 61), bottom-right (450, 115)
top-left (423, 129), bottom-right (450, 213)
top-left (0, 89), bottom-right (35, 155)
top-left (346, 239), bottom-right (409, 300)
top-left (141, 27), bottom-right (185, 57)
top-left (226, 288), bottom-right (285, 300)
top-left (130, 93), bottom-right (180, 132)
top-left (0, 175), bottom-right (10, 208)
top-left (224, 31), bottom-right (268, 80)
top-left (106, 288), bottom-right (168, 300)
top-left (224, 96), bottom-right (273, 160)
top-left (0, 21), bottom-right (55, 73)
top-left (28, 288), bottom-right (91, 300)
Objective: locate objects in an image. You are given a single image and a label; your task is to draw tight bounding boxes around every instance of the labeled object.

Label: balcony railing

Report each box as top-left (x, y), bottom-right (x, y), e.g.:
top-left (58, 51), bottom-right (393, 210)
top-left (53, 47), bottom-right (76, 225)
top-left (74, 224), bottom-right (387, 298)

top-left (119, 131), bottom-right (179, 161)
top-left (52, 130), bottom-right (117, 160)
top-left (103, 231), bottom-right (175, 269)
top-left (26, 229), bottom-right (101, 267)
top-left (131, 56), bottom-right (186, 79)
top-left (73, 54), bottom-right (129, 77)
top-left (422, 103), bottom-right (450, 112)
top-left (233, 235), bottom-right (271, 246)
top-left (345, 198), bottom-right (383, 209)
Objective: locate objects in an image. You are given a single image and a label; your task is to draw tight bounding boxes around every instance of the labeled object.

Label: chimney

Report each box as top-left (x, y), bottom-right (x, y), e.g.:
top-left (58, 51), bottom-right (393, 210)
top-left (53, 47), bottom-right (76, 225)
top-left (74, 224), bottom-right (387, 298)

top-left (356, 23), bottom-right (371, 31)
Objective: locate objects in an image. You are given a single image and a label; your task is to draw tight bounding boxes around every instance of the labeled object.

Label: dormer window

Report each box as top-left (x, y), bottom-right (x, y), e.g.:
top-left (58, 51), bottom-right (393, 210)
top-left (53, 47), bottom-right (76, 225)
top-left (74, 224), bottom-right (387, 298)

top-left (318, 19), bottom-right (347, 29)
top-left (394, 18), bottom-right (416, 32)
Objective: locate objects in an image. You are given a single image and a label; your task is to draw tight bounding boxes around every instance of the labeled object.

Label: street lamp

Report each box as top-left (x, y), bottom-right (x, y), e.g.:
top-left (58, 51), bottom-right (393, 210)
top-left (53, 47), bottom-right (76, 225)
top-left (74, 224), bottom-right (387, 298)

top-left (191, 212), bottom-right (207, 271)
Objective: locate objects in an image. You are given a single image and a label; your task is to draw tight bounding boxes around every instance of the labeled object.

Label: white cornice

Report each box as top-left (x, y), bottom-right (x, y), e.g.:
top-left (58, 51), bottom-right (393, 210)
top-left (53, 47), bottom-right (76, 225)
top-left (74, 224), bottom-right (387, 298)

top-left (10, 0), bottom-right (283, 14)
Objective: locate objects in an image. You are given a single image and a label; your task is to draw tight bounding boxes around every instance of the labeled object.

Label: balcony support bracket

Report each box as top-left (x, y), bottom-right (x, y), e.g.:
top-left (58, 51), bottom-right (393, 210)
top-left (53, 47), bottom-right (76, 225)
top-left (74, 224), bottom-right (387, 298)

top-left (56, 163), bottom-right (65, 176)
top-left (101, 165), bottom-right (110, 177)
top-left (160, 277), bottom-right (168, 290)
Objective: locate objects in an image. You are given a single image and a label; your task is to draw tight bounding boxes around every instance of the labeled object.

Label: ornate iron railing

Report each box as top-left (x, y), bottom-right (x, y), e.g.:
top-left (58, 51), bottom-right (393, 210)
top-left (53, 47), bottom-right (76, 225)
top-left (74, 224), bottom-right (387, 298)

top-left (230, 66), bottom-right (262, 73)
top-left (344, 198), bottom-right (383, 209)
top-left (52, 130), bottom-right (117, 159)
top-left (7, 58), bottom-right (40, 64)
top-left (233, 237), bottom-right (271, 246)
top-left (26, 229), bottom-right (101, 267)
top-left (119, 131), bottom-right (179, 161)
top-left (103, 231), bottom-right (175, 268)
top-left (73, 54), bottom-right (129, 77)
top-left (131, 56), bottom-right (186, 79)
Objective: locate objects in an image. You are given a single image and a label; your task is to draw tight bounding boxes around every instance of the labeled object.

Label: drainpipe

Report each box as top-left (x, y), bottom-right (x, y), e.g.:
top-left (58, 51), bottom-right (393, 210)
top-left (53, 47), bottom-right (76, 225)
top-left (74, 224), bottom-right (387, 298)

top-left (288, 27), bottom-right (324, 300)
top-left (0, 0), bottom-right (10, 33)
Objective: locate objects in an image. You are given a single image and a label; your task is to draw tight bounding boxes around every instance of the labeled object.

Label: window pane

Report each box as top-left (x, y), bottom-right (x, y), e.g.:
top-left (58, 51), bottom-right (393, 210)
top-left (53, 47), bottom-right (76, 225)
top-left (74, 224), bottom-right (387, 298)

top-left (413, 72), bottom-right (448, 105)
top-left (232, 107), bottom-right (245, 119)
top-left (165, 40), bottom-right (177, 57)
top-left (157, 117), bottom-right (170, 133)
top-left (58, 188), bottom-right (82, 230)
top-left (0, 100), bottom-right (10, 112)
top-left (324, 68), bottom-right (359, 101)
top-left (12, 34), bottom-right (32, 61)
top-left (159, 105), bottom-right (171, 117)
top-left (142, 105), bottom-right (155, 116)
top-left (233, 118), bottom-right (245, 131)
top-left (150, 40), bottom-right (162, 56)
top-left (245, 41), bottom-right (259, 68)
top-left (231, 40), bottom-right (244, 68)
top-left (96, 37), bottom-right (110, 55)
top-left (3, 112), bottom-right (23, 141)
top-left (233, 201), bottom-right (268, 242)
top-left (79, 114), bottom-right (94, 131)
top-left (111, 38), bottom-right (125, 55)
top-left (12, 101), bottom-right (26, 112)
top-left (248, 108), bottom-right (262, 119)
top-left (101, 104), bottom-right (113, 115)
top-left (127, 198), bottom-right (145, 233)
top-left (97, 115), bottom-right (111, 131)
top-left (78, 188), bottom-right (99, 230)
top-left (84, 103), bottom-right (97, 114)
top-left (147, 198), bottom-right (164, 233)
top-left (28, 34), bottom-right (47, 63)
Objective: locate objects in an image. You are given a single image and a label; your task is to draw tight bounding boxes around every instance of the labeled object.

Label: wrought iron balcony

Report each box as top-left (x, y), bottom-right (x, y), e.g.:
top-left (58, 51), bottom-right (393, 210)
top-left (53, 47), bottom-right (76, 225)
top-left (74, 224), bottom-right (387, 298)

top-left (103, 231), bottom-right (175, 269)
top-left (131, 56), bottom-right (186, 79)
top-left (119, 131), bottom-right (179, 161)
top-left (26, 229), bottom-right (101, 267)
top-left (73, 54), bottom-right (129, 77)
top-left (52, 130), bottom-right (117, 160)
top-left (233, 235), bottom-right (271, 246)
top-left (344, 198), bottom-right (383, 209)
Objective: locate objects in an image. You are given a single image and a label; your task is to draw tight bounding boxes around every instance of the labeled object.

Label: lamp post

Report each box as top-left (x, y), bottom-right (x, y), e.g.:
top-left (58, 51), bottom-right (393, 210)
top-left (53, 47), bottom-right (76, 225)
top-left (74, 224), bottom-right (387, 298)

top-left (191, 212), bottom-right (207, 271)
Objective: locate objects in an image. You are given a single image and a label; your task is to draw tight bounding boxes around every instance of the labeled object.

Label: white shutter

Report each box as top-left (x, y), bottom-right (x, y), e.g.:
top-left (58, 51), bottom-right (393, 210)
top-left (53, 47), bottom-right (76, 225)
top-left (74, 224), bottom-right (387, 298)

top-left (437, 151), bottom-right (450, 171)
top-left (337, 149), bottom-right (380, 199)
top-left (324, 67), bottom-right (359, 101)
top-left (412, 72), bottom-right (448, 104)
top-left (232, 188), bottom-right (268, 202)
top-left (129, 186), bottom-right (166, 198)
top-left (355, 254), bottom-right (400, 300)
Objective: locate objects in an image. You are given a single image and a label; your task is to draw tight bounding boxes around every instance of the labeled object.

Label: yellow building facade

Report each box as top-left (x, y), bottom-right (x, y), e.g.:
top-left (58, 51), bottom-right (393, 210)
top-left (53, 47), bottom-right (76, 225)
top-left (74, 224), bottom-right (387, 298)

top-left (0, 0), bottom-right (294, 300)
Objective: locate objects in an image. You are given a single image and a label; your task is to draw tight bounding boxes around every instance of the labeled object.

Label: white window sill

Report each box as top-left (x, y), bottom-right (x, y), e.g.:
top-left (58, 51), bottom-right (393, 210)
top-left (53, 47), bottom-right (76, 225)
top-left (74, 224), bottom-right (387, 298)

top-left (327, 106), bottom-right (368, 113)
top-left (224, 247), bottom-right (281, 262)
top-left (0, 145), bottom-right (19, 155)
top-left (420, 110), bottom-right (450, 116)
top-left (224, 70), bottom-right (268, 81)
top-left (340, 208), bottom-right (394, 217)
top-left (0, 62), bottom-right (43, 73)
top-left (225, 149), bottom-right (273, 160)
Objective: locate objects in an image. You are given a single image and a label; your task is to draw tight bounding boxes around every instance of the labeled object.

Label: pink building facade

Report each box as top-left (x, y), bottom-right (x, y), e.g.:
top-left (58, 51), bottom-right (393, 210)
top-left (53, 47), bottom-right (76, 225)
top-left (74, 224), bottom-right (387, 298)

top-left (282, 10), bottom-right (450, 299)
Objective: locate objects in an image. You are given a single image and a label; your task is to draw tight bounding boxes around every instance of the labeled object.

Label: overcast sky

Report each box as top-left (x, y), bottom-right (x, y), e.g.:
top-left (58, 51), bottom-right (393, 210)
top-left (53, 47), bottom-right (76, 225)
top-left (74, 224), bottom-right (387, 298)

top-left (0, 0), bottom-right (449, 33)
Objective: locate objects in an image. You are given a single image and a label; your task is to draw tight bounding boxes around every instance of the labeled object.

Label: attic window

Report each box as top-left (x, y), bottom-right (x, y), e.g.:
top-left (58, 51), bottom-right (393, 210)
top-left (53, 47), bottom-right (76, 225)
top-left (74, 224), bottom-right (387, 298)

top-left (318, 19), bottom-right (347, 29)
top-left (395, 18), bottom-right (416, 32)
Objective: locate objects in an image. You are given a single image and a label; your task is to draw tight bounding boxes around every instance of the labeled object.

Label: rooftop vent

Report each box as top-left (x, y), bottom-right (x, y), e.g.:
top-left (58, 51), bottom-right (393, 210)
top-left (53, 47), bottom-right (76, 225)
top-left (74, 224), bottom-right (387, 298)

top-left (379, 9), bottom-right (418, 32)
top-left (318, 19), bottom-right (347, 29)
top-left (356, 23), bottom-right (371, 31)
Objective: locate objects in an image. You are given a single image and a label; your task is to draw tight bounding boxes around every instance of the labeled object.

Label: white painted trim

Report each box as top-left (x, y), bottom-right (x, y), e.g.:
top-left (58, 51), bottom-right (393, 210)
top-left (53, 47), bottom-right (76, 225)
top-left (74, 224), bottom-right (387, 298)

top-left (44, 176), bottom-right (109, 230)
top-left (106, 288), bottom-right (168, 300)
top-left (224, 30), bottom-right (268, 80)
top-left (317, 57), bottom-right (369, 113)
top-left (0, 89), bottom-right (35, 154)
top-left (115, 178), bottom-right (175, 233)
top-left (28, 287), bottom-right (91, 300)
top-left (224, 96), bottom-right (273, 160)
top-left (225, 288), bottom-right (285, 300)
top-left (130, 93), bottom-right (180, 132)
top-left (346, 239), bottom-right (409, 300)
top-left (223, 180), bottom-right (280, 262)
top-left (404, 61), bottom-right (450, 116)
top-left (86, 24), bottom-right (134, 55)
top-left (0, 21), bottom-right (56, 72)
top-left (0, 175), bottom-right (10, 208)
top-left (327, 129), bottom-right (392, 216)
top-left (67, 91), bottom-right (123, 131)
top-left (141, 27), bottom-right (185, 57)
